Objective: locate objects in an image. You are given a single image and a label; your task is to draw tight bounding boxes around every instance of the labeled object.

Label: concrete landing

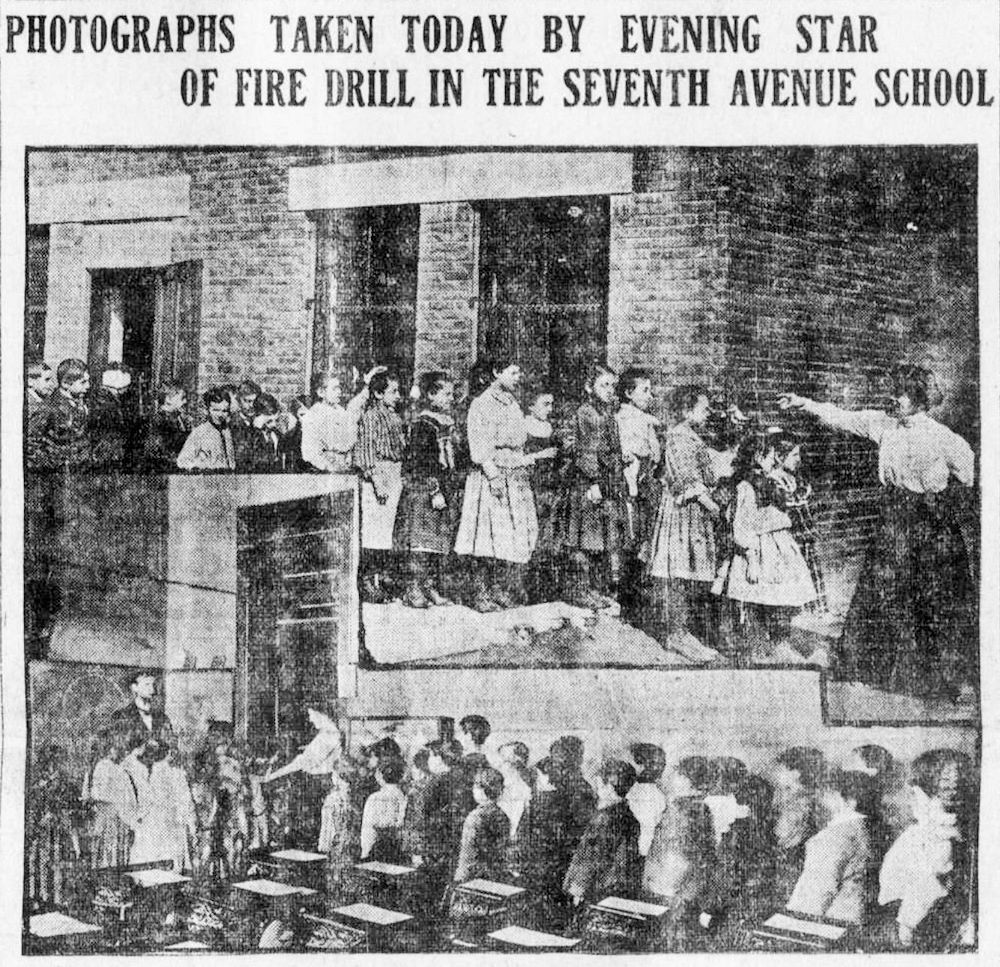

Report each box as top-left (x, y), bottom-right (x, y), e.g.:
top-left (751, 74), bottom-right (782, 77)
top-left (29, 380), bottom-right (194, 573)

top-left (362, 600), bottom-right (719, 667)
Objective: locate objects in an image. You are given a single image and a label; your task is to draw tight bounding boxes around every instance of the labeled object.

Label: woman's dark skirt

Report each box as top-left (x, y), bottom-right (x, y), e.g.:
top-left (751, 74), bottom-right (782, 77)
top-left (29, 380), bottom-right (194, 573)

top-left (834, 485), bottom-right (976, 697)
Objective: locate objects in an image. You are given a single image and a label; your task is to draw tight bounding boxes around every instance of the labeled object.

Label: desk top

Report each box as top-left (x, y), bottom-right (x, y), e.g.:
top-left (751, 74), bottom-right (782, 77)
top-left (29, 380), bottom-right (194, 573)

top-left (270, 849), bottom-right (327, 863)
top-left (128, 869), bottom-right (192, 888)
top-left (29, 912), bottom-right (102, 939)
top-left (489, 925), bottom-right (580, 949)
top-left (459, 879), bottom-right (525, 898)
top-left (232, 879), bottom-right (317, 898)
top-left (332, 902), bottom-right (413, 926)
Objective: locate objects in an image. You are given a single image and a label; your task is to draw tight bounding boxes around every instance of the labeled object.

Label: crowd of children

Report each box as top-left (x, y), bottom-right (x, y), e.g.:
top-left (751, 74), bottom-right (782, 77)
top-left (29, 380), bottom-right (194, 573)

top-left (27, 713), bottom-right (976, 952)
top-left (26, 355), bottom-right (976, 687)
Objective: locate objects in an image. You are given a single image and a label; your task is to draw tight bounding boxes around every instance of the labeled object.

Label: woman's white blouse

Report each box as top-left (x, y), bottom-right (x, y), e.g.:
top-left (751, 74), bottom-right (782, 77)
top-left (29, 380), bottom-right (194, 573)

top-left (808, 403), bottom-right (974, 493)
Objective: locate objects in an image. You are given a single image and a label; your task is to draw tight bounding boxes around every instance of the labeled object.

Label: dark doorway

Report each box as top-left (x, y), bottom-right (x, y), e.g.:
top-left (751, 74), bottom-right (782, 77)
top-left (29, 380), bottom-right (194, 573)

top-left (478, 195), bottom-right (610, 411)
top-left (88, 261), bottom-right (202, 415)
top-left (314, 206), bottom-right (420, 388)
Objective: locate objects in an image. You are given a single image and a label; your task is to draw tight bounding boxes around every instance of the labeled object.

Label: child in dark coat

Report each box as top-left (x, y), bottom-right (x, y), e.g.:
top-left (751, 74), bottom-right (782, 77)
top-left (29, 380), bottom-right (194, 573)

top-left (394, 372), bottom-right (460, 608)
top-left (556, 364), bottom-right (627, 609)
top-left (564, 759), bottom-right (642, 907)
top-left (524, 388), bottom-right (563, 603)
top-left (452, 767), bottom-right (511, 883)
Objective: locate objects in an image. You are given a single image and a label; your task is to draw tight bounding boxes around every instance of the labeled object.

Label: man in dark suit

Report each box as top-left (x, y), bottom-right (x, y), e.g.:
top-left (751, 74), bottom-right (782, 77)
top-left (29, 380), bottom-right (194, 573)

top-left (110, 671), bottom-right (171, 738)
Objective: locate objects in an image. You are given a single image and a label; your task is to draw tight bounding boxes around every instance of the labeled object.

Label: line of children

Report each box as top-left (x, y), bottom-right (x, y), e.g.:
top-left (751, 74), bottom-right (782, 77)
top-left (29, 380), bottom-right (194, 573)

top-left (28, 355), bottom-right (844, 663)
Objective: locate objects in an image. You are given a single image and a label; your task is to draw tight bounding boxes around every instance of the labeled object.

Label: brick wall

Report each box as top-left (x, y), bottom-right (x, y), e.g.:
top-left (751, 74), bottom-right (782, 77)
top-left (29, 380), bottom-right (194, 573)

top-left (717, 195), bottom-right (915, 559)
top-left (608, 149), bottom-right (729, 419)
top-left (414, 201), bottom-right (479, 379)
top-left (29, 148), bottom-right (322, 406)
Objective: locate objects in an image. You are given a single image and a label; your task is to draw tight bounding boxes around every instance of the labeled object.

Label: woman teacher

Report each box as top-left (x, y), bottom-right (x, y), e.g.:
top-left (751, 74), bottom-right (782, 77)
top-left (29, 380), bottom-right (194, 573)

top-left (780, 364), bottom-right (975, 699)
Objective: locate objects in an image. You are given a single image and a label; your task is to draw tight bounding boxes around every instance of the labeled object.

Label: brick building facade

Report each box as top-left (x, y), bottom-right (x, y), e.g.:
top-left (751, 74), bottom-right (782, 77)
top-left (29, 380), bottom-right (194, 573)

top-left (27, 146), bottom-right (978, 559)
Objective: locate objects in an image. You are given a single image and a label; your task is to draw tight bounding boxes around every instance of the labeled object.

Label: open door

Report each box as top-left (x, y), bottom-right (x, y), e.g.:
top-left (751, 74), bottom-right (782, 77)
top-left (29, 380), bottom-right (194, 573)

top-left (235, 484), bottom-right (359, 754)
top-left (154, 260), bottom-right (203, 397)
top-left (88, 261), bottom-right (202, 414)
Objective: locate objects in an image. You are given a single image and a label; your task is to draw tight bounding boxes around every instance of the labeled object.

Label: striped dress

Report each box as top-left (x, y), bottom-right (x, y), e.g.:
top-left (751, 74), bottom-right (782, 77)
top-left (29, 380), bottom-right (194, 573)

top-left (355, 403), bottom-right (407, 550)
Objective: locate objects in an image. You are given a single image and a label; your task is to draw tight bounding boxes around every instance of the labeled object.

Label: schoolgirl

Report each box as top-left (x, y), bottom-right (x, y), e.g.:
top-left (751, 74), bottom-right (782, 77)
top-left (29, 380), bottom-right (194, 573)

top-left (765, 430), bottom-right (830, 614)
top-left (82, 728), bottom-right (137, 869)
top-left (394, 371), bottom-right (460, 608)
top-left (523, 386), bottom-right (564, 603)
top-left (713, 431), bottom-right (817, 661)
top-left (646, 386), bottom-right (721, 649)
top-left (556, 363), bottom-right (626, 609)
top-left (454, 356), bottom-right (551, 611)
top-left (355, 372), bottom-right (407, 603)
top-left (615, 368), bottom-right (662, 619)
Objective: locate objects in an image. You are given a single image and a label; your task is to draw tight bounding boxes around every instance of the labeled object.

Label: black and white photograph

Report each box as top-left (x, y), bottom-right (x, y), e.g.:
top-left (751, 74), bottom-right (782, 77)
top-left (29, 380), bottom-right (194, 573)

top-left (20, 145), bottom-right (981, 954)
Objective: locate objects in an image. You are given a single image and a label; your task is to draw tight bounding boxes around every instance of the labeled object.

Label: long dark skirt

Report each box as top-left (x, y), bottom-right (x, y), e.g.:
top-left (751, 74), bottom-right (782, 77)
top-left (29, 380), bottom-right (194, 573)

top-left (834, 485), bottom-right (976, 696)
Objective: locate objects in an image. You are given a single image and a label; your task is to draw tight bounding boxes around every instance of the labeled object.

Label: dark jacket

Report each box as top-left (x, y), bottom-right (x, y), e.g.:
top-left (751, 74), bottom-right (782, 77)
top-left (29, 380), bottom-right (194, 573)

top-left (90, 388), bottom-right (129, 470)
top-left (143, 410), bottom-right (190, 472)
top-left (26, 390), bottom-right (91, 471)
top-left (109, 702), bottom-right (172, 740)
top-left (453, 802), bottom-right (510, 883)
top-left (563, 800), bottom-right (641, 905)
top-left (234, 425), bottom-right (284, 472)
top-left (510, 788), bottom-right (579, 896)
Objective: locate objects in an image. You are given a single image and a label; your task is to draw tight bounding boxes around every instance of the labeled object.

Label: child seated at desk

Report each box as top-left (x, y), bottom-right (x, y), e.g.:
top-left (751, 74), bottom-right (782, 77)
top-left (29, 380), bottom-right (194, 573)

top-left (360, 758), bottom-right (407, 864)
top-left (563, 759), bottom-right (641, 909)
top-left (453, 767), bottom-right (510, 884)
top-left (786, 767), bottom-right (877, 927)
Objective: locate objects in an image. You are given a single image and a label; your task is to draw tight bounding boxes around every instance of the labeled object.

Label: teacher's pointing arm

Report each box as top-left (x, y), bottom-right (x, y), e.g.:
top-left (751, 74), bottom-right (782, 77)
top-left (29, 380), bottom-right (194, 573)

top-left (778, 393), bottom-right (887, 445)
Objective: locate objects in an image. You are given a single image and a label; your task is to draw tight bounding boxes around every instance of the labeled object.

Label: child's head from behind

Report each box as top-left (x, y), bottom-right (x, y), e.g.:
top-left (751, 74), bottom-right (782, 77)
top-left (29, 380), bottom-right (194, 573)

top-left (674, 755), bottom-right (717, 798)
top-left (630, 742), bottom-right (667, 782)
top-left (774, 746), bottom-right (826, 794)
top-left (426, 738), bottom-right (462, 774)
top-left (820, 767), bottom-right (878, 820)
top-left (412, 748), bottom-right (432, 777)
top-left (377, 757), bottom-right (405, 787)
top-left (910, 748), bottom-right (971, 814)
top-left (598, 759), bottom-right (637, 801)
top-left (460, 714), bottom-right (491, 748)
top-left (473, 766), bottom-right (505, 804)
